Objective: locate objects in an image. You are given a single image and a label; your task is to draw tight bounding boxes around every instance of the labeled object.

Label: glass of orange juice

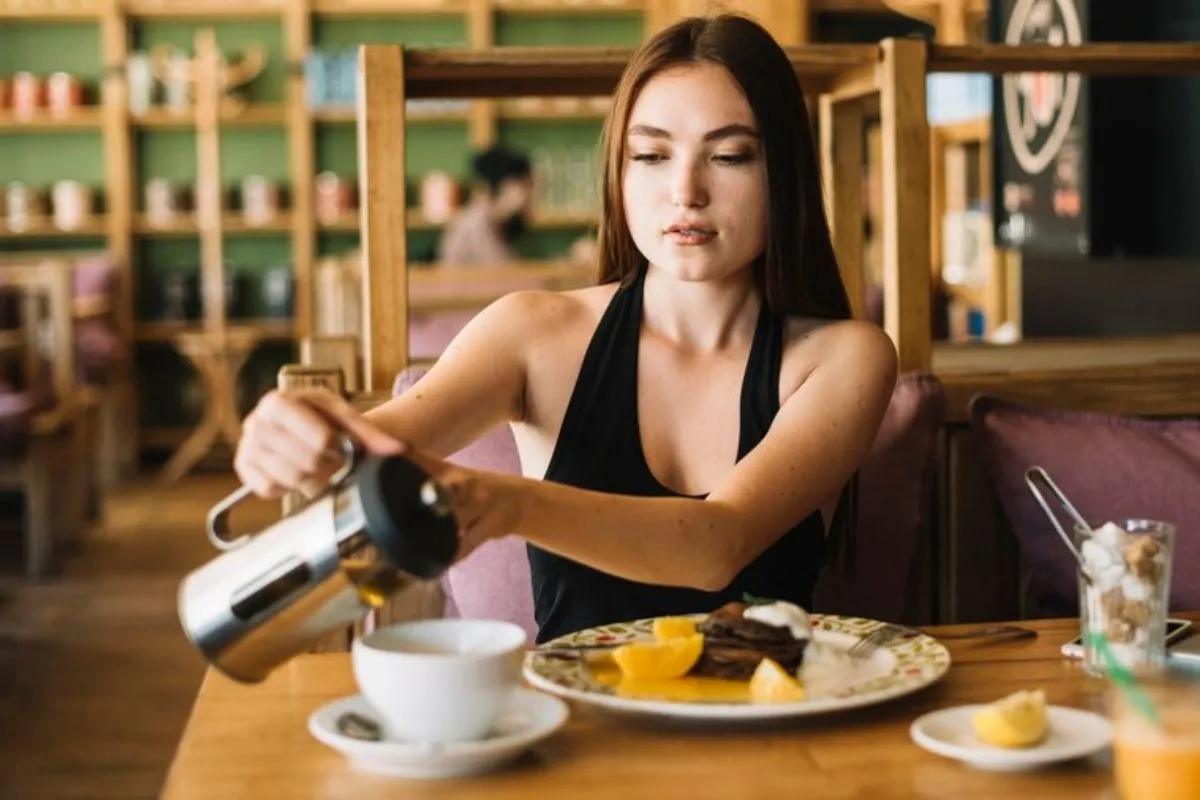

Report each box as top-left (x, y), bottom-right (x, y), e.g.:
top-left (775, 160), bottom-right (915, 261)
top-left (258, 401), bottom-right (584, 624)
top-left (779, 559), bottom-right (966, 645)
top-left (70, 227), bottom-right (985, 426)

top-left (1111, 670), bottom-right (1200, 800)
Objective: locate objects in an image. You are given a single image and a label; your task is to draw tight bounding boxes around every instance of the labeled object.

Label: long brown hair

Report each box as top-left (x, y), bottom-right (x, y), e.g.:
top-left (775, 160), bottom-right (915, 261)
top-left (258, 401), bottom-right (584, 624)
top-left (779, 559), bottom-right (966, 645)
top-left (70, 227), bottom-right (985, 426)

top-left (595, 13), bottom-right (859, 568)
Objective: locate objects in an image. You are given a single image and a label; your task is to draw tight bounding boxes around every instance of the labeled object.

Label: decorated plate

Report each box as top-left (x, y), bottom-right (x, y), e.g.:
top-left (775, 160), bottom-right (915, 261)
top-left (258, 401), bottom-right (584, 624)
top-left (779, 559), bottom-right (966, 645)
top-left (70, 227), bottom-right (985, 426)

top-left (522, 614), bottom-right (951, 720)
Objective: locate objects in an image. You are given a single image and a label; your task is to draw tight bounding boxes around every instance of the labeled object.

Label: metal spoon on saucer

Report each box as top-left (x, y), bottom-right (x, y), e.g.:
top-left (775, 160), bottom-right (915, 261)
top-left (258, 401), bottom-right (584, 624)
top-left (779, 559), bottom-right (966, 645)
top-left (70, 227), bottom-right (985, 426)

top-left (337, 711), bottom-right (383, 742)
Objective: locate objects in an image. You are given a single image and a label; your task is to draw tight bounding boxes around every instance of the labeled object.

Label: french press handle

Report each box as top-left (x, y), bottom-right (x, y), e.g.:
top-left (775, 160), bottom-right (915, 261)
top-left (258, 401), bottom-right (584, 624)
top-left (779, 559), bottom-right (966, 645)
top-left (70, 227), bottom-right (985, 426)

top-left (205, 436), bottom-right (359, 551)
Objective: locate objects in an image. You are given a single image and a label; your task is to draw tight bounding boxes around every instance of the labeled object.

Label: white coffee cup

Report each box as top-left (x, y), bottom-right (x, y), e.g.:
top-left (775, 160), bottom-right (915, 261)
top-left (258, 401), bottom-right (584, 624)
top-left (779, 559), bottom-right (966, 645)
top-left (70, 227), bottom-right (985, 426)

top-left (351, 618), bottom-right (526, 744)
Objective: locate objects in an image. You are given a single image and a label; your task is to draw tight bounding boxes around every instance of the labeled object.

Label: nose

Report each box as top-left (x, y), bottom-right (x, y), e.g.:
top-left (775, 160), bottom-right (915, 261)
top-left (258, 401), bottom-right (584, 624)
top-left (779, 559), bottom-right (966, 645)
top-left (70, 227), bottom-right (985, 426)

top-left (669, 156), bottom-right (708, 208)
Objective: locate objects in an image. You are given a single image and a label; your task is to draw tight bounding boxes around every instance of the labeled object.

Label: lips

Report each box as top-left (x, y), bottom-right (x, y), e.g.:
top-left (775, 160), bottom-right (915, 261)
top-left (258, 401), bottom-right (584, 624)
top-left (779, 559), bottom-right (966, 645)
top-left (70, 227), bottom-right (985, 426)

top-left (665, 222), bottom-right (716, 235)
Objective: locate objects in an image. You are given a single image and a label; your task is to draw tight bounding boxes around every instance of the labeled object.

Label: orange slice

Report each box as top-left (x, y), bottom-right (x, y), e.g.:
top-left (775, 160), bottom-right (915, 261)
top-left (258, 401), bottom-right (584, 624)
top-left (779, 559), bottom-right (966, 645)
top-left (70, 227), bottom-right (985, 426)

top-left (749, 658), bottom-right (807, 704)
top-left (611, 633), bottom-right (705, 680)
top-left (652, 616), bottom-right (698, 643)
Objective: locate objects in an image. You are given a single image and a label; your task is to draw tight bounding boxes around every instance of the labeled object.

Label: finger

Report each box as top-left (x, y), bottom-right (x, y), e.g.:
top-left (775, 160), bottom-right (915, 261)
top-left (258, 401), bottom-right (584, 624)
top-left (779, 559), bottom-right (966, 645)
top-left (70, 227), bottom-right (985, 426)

top-left (254, 436), bottom-right (332, 494)
top-left (455, 515), bottom-right (507, 563)
top-left (233, 457), bottom-right (284, 500)
top-left (258, 391), bottom-right (343, 457)
top-left (294, 390), bottom-right (406, 457)
top-left (247, 415), bottom-right (330, 475)
top-left (438, 470), bottom-right (487, 524)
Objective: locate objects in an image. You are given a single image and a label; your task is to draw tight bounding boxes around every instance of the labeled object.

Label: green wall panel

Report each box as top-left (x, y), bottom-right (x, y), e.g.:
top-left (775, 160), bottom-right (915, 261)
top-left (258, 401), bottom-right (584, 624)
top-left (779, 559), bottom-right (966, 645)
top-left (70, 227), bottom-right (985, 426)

top-left (0, 238), bottom-right (105, 254)
top-left (136, 130), bottom-right (197, 186)
top-left (131, 21), bottom-right (287, 104)
top-left (312, 16), bottom-right (468, 48)
top-left (494, 13), bottom-right (643, 46)
top-left (0, 23), bottom-right (102, 86)
top-left (497, 119), bottom-right (603, 155)
top-left (315, 122), bottom-right (470, 182)
top-left (220, 130), bottom-right (290, 183)
top-left (0, 132), bottom-right (105, 187)
top-left (135, 130), bottom-right (290, 188)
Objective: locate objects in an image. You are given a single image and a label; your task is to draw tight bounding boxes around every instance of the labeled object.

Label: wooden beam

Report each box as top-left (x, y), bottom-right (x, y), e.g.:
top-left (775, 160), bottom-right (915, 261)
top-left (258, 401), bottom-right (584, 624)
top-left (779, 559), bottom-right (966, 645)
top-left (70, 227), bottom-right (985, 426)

top-left (929, 43), bottom-right (1200, 75)
top-left (879, 38), bottom-right (931, 371)
top-left (395, 45), bottom-right (878, 98)
top-left (285, 2), bottom-right (315, 340)
top-left (357, 45), bottom-right (409, 393)
top-left (818, 95), bottom-right (865, 319)
top-left (827, 63), bottom-right (879, 103)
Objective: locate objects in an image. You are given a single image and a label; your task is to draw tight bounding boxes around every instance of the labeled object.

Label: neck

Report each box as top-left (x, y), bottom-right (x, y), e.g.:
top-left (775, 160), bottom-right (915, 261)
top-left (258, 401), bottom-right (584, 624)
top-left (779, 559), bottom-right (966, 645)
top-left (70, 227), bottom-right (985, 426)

top-left (640, 264), bottom-right (760, 353)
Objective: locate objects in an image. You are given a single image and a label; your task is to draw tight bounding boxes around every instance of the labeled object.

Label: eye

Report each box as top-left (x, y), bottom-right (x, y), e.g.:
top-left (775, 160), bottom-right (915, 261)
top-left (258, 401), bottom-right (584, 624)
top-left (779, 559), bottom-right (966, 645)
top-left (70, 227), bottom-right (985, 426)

top-left (714, 152), bottom-right (755, 165)
top-left (630, 152), bottom-right (666, 164)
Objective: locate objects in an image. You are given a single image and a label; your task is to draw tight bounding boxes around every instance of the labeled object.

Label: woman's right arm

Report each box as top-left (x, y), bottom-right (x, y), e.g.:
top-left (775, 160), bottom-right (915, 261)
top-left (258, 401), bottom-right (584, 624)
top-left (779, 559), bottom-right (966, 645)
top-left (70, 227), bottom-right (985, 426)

top-left (234, 290), bottom-right (542, 498)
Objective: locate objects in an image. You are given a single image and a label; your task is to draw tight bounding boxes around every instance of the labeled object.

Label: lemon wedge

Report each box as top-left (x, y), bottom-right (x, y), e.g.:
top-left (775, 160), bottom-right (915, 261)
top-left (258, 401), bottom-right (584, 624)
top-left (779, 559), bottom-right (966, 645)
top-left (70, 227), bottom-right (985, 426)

top-left (971, 689), bottom-right (1048, 748)
top-left (749, 658), bottom-right (807, 704)
top-left (652, 617), bottom-right (698, 643)
top-left (612, 633), bottom-right (704, 680)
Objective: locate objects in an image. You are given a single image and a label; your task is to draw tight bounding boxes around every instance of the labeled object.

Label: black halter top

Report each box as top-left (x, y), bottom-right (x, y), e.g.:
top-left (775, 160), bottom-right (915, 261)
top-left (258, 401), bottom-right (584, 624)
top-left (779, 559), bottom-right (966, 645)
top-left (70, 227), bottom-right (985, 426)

top-left (527, 268), bottom-right (825, 643)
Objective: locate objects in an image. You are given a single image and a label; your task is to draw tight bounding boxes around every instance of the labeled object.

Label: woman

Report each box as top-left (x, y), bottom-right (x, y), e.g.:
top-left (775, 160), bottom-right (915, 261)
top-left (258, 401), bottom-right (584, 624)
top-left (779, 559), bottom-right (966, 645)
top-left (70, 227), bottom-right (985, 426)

top-left (234, 14), bottom-right (898, 643)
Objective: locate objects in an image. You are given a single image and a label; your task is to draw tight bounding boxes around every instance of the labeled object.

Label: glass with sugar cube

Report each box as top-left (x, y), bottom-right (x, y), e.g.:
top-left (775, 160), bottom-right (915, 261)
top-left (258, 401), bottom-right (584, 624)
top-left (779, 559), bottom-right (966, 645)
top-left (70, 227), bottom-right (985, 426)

top-left (1075, 519), bottom-right (1175, 676)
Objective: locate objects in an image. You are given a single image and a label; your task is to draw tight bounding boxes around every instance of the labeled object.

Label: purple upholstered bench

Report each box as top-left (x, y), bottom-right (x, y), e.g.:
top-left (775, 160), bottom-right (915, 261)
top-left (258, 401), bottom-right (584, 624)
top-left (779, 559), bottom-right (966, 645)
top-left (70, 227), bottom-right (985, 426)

top-left (970, 394), bottom-right (1200, 617)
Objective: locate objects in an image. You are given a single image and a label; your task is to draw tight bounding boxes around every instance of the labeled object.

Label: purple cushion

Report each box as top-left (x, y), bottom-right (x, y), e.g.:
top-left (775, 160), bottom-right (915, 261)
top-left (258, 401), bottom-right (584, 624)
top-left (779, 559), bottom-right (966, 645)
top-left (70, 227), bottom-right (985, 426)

top-left (71, 255), bottom-right (119, 301)
top-left (970, 394), bottom-right (1200, 616)
top-left (409, 311), bottom-right (477, 361)
top-left (76, 318), bottom-right (127, 385)
top-left (0, 381), bottom-right (56, 457)
top-left (392, 367), bottom-right (535, 640)
top-left (812, 372), bottom-right (947, 623)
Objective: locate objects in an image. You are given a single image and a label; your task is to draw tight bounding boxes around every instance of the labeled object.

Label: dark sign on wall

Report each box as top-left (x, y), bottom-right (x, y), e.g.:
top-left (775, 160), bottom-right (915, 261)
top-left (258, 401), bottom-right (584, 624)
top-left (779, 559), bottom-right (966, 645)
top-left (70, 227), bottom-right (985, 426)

top-left (992, 0), bottom-right (1090, 256)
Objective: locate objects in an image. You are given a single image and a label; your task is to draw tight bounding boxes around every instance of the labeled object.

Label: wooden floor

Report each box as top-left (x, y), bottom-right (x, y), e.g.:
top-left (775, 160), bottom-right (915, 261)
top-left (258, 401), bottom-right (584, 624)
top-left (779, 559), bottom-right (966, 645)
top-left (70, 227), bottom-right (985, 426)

top-left (0, 473), bottom-right (281, 799)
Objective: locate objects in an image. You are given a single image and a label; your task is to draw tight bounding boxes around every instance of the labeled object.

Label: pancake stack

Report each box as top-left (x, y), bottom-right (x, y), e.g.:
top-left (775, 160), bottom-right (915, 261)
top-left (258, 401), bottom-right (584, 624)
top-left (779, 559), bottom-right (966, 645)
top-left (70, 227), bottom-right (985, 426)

top-left (690, 601), bottom-right (810, 679)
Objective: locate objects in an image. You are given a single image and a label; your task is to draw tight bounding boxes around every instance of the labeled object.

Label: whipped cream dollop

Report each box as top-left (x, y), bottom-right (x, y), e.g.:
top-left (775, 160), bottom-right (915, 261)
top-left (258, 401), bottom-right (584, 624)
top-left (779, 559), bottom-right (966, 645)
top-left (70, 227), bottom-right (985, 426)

top-left (742, 601), bottom-right (812, 640)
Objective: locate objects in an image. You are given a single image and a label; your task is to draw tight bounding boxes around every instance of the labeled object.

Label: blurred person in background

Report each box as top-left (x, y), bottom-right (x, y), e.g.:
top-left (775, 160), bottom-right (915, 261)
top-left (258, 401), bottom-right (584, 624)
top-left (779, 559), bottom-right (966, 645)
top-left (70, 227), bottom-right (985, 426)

top-left (438, 145), bottom-right (534, 265)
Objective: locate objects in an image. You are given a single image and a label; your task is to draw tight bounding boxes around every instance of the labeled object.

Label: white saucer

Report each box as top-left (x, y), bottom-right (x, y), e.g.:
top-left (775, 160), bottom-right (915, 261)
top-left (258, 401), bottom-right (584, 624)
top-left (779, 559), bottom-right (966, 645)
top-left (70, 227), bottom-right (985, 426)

top-left (308, 687), bottom-right (569, 779)
top-left (910, 705), bottom-right (1112, 771)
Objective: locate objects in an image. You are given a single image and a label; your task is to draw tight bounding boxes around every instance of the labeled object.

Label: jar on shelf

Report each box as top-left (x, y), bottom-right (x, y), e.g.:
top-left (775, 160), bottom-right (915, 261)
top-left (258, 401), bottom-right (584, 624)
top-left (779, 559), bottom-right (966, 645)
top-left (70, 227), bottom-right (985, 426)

top-left (261, 265), bottom-right (294, 319)
top-left (159, 269), bottom-right (199, 321)
top-left (224, 264), bottom-right (247, 319)
top-left (126, 52), bottom-right (155, 116)
top-left (47, 73), bottom-right (84, 117)
top-left (240, 175), bottom-right (279, 227)
top-left (12, 73), bottom-right (44, 119)
top-left (52, 180), bottom-right (94, 231)
top-left (304, 50), bottom-right (329, 108)
top-left (145, 178), bottom-right (185, 227)
top-left (4, 182), bottom-right (46, 232)
top-left (315, 171), bottom-right (354, 224)
top-left (419, 171), bottom-right (459, 225)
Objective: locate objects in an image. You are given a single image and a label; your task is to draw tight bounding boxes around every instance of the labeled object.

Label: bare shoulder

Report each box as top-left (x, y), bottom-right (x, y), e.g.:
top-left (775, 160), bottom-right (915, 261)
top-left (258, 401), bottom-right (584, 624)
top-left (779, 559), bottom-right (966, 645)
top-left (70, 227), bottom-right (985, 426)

top-left (779, 316), bottom-right (898, 400)
top-left (459, 283), bottom-right (618, 349)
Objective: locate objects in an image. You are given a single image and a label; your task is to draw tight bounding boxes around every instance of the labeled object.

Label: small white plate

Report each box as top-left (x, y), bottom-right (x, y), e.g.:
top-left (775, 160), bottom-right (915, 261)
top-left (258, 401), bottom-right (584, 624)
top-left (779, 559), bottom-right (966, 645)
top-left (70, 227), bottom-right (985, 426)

top-left (308, 687), bottom-right (569, 779)
top-left (910, 704), bottom-right (1112, 771)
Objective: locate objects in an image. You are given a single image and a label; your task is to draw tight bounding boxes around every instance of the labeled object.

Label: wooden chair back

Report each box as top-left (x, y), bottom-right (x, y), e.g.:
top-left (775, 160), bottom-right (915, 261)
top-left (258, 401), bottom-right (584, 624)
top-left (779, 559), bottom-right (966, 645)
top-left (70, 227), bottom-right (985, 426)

top-left (0, 258), bottom-right (77, 406)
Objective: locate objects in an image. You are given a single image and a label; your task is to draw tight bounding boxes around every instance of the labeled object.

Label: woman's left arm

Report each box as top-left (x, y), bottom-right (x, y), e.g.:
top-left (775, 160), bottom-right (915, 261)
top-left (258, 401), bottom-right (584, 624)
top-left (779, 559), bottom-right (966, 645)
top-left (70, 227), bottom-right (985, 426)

top-left (431, 321), bottom-right (899, 591)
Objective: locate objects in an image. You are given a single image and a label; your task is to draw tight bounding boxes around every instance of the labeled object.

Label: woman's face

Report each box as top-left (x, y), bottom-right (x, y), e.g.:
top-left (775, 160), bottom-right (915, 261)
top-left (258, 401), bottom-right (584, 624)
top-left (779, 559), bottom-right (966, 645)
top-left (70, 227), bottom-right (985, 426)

top-left (622, 62), bottom-right (767, 284)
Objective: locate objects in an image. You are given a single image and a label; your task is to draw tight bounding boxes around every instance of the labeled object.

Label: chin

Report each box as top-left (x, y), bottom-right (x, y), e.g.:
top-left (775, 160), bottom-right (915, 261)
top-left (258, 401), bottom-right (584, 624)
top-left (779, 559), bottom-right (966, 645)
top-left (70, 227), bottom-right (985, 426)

top-left (648, 249), bottom-right (749, 284)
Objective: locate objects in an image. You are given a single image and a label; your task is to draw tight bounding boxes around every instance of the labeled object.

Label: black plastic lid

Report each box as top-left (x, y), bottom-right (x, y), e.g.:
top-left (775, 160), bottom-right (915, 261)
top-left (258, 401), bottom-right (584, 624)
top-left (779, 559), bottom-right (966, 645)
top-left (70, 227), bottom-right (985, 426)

top-left (355, 455), bottom-right (459, 580)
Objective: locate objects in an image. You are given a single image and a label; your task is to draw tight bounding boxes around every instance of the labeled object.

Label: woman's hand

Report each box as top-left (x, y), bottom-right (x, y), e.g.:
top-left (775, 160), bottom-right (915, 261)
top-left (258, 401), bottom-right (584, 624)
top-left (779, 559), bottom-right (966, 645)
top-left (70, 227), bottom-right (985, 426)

top-left (235, 387), bottom-right (404, 499)
top-left (408, 452), bottom-right (527, 563)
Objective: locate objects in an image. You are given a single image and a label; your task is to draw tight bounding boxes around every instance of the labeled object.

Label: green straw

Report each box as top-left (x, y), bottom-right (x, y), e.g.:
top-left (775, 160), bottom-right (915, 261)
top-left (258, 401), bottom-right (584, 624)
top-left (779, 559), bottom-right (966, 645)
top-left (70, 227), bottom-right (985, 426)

top-left (1083, 629), bottom-right (1163, 729)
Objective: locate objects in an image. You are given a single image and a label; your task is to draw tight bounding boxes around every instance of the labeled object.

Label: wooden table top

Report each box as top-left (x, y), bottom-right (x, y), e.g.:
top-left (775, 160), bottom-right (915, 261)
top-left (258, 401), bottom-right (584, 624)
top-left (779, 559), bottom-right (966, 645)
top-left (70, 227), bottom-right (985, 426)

top-left (161, 615), bottom-right (1198, 799)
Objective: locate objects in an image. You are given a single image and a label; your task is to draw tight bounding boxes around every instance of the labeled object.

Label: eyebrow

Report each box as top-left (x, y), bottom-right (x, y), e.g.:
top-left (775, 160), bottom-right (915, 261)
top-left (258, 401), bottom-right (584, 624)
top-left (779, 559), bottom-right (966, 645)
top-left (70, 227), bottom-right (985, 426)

top-left (627, 123), bottom-right (759, 141)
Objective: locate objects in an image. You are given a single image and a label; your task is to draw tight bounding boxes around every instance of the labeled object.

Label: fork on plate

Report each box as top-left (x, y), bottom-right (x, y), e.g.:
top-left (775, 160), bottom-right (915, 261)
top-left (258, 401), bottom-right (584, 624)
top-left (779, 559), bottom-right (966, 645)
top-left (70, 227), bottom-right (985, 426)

top-left (847, 623), bottom-right (1037, 658)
